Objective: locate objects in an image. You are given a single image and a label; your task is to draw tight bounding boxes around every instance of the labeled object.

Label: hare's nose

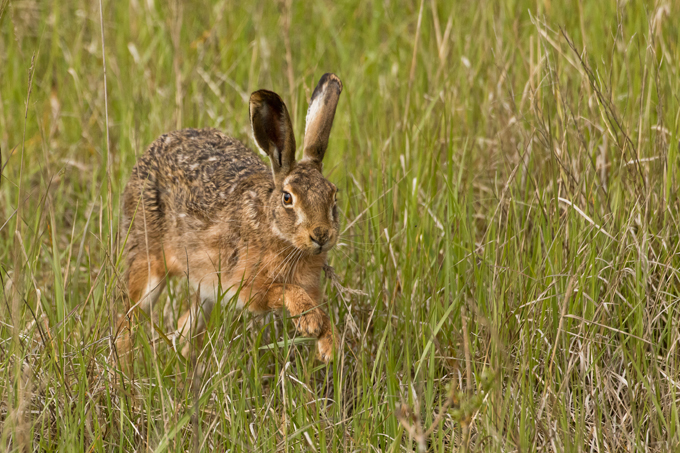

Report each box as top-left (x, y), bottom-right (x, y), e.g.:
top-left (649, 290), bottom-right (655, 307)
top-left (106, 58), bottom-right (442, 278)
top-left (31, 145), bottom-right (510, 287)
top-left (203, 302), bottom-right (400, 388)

top-left (310, 227), bottom-right (330, 246)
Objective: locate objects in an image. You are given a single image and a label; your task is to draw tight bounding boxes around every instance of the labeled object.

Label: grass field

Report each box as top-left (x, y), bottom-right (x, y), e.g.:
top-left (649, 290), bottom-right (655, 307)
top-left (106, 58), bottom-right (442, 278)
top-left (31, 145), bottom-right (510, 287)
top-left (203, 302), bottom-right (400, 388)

top-left (1, 0), bottom-right (680, 450)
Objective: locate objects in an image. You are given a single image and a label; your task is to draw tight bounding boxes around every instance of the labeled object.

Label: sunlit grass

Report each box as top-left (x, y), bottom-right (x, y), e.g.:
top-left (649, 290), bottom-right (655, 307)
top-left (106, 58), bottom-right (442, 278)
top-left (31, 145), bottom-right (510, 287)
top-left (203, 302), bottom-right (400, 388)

top-left (1, 0), bottom-right (680, 451)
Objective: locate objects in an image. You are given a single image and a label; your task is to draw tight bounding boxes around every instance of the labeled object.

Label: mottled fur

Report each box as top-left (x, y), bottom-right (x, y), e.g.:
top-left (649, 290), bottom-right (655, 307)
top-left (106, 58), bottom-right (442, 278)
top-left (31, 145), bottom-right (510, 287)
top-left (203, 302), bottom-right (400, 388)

top-left (117, 74), bottom-right (343, 363)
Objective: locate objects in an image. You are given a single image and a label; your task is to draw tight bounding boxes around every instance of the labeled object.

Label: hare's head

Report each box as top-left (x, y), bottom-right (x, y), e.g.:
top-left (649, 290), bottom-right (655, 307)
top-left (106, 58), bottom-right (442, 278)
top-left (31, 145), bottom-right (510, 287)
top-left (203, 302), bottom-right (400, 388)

top-left (250, 74), bottom-right (343, 255)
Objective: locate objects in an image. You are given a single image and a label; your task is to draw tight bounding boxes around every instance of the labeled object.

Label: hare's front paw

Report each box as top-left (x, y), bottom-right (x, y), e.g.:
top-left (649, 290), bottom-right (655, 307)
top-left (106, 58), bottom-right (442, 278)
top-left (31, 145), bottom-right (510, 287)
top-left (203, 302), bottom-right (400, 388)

top-left (294, 310), bottom-right (324, 337)
top-left (317, 331), bottom-right (336, 363)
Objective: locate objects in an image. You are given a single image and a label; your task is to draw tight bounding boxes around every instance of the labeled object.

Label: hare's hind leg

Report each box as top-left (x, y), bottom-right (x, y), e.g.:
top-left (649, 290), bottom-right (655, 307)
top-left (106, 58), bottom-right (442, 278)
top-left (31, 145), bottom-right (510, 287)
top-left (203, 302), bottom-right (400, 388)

top-left (127, 254), bottom-right (168, 316)
top-left (115, 254), bottom-right (168, 366)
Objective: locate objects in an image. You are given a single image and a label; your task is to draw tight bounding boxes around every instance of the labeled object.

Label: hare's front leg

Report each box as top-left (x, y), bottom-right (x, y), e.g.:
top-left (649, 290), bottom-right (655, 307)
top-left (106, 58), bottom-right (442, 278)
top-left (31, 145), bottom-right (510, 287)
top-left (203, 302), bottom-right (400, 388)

top-left (250, 284), bottom-right (336, 362)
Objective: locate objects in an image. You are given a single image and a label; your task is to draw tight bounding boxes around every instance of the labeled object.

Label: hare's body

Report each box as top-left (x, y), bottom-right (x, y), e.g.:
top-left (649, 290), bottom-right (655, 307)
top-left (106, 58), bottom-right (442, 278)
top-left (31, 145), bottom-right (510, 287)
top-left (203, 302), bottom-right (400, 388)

top-left (122, 128), bottom-right (329, 344)
top-left (118, 74), bottom-right (343, 362)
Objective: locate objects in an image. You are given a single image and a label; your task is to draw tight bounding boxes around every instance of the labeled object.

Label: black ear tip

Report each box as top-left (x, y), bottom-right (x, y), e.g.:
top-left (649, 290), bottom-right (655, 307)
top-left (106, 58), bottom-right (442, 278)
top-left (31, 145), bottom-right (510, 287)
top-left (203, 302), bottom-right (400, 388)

top-left (317, 73), bottom-right (343, 95)
top-left (250, 90), bottom-right (286, 112)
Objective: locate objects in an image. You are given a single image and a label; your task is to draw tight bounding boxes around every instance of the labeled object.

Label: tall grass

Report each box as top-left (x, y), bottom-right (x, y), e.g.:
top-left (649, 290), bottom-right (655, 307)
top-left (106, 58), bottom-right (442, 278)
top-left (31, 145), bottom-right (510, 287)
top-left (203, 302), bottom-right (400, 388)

top-left (1, 0), bottom-right (679, 450)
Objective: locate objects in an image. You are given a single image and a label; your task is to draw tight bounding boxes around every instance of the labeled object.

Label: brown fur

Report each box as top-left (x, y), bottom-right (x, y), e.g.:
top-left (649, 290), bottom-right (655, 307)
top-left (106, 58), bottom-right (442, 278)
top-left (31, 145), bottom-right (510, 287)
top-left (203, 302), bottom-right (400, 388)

top-left (117, 74), bottom-right (343, 363)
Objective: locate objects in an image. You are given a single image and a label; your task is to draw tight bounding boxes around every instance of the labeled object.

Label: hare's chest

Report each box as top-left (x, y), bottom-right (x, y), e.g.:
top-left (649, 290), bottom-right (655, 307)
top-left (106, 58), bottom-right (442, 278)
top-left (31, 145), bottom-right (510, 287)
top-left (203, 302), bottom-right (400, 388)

top-left (256, 250), bottom-right (303, 284)
top-left (257, 251), bottom-right (324, 291)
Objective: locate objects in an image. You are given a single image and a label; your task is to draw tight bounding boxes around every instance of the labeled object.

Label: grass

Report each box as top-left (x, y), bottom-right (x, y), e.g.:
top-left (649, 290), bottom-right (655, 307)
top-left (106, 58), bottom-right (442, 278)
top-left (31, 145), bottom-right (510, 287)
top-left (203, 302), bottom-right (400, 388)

top-left (1, 0), bottom-right (680, 450)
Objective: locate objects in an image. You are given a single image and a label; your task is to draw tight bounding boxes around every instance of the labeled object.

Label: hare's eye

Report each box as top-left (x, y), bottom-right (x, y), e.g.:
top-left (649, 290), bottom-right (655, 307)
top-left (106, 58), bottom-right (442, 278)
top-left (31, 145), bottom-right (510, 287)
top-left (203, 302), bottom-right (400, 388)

top-left (282, 192), bottom-right (293, 206)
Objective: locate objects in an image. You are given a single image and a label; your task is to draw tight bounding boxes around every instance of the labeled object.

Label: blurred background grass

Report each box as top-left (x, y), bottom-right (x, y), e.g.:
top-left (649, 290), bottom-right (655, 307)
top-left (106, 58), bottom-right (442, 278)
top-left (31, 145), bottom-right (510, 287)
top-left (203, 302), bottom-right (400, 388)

top-left (1, 0), bottom-right (679, 450)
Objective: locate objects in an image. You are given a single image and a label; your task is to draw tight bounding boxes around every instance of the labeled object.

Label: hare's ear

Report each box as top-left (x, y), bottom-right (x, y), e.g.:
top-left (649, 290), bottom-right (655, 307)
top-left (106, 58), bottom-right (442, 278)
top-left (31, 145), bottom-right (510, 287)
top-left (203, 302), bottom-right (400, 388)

top-left (302, 73), bottom-right (343, 168)
top-left (250, 90), bottom-right (296, 182)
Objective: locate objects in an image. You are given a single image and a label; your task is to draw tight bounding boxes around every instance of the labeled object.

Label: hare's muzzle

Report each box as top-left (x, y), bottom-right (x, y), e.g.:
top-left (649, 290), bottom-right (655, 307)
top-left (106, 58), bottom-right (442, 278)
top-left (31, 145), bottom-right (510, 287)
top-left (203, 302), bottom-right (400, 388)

top-left (310, 226), bottom-right (330, 246)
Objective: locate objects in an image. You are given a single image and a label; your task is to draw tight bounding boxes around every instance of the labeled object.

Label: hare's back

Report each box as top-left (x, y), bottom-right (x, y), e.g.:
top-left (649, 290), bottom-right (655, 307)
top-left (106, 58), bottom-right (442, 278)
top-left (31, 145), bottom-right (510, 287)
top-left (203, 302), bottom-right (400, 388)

top-left (145, 128), bottom-right (267, 180)
top-left (127, 128), bottom-right (269, 221)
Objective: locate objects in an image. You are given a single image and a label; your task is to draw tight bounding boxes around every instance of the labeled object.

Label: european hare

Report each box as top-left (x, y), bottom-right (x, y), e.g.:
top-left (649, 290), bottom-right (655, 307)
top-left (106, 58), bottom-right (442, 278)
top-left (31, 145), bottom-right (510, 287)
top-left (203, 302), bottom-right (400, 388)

top-left (117, 74), bottom-right (343, 362)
